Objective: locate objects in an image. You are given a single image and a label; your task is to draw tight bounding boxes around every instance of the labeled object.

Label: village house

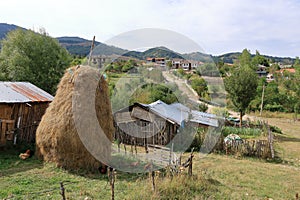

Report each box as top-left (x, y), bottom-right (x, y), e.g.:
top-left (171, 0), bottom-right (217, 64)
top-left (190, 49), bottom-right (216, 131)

top-left (266, 73), bottom-right (274, 82)
top-left (171, 59), bottom-right (202, 71)
top-left (146, 57), bottom-right (166, 67)
top-left (0, 82), bottom-right (53, 146)
top-left (256, 65), bottom-right (268, 77)
top-left (113, 100), bottom-right (218, 146)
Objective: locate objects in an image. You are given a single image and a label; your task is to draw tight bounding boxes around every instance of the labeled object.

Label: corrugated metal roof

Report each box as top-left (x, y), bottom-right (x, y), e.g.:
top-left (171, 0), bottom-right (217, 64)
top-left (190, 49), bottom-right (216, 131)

top-left (136, 100), bottom-right (219, 127)
top-left (0, 82), bottom-right (54, 103)
top-left (190, 110), bottom-right (219, 127)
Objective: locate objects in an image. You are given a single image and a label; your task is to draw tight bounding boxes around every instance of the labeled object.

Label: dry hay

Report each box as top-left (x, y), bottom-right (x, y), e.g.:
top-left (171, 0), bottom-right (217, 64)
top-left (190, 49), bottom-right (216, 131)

top-left (36, 65), bottom-right (114, 171)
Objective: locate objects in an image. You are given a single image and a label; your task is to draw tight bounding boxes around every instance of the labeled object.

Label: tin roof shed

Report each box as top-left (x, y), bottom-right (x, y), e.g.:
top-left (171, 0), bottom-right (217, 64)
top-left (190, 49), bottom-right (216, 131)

top-left (130, 100), bottom-right (219, 127)
top-left (0, 82), bottom-right (54, 103)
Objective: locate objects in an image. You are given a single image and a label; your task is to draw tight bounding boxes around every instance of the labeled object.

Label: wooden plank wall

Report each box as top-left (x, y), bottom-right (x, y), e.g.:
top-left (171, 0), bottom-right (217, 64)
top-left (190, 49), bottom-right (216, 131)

top-left (0, 102), bottom-right (49, 145)
top-left (114, 118), bottom-right (178, 146)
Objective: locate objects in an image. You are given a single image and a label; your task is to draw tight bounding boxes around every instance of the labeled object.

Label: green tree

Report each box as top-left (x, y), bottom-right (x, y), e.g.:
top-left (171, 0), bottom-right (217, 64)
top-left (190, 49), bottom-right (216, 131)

top-left (0, 29), bottom-right (71, 94)
top-left (239, 49), bottom-right (252, 68)
top-left (225, 67), bottom-right (258, 126)
top-left (190, 76), bottom-right (208, 97)
top-left (294, 56), bottom-right (300, 68)
top-left (252, 50), bottom-right (269, 67)
top-left (166, 60), bottom-right (172, 70)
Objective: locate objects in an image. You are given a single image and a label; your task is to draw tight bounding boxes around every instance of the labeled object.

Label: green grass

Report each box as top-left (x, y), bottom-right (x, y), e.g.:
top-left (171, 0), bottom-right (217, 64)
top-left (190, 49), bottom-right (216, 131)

top-left (1, 117), bottom-right (300, 199)
top-left (251, 110), bottom-right (297, 120)
top-left (0, 150), bottom-right (216, 199)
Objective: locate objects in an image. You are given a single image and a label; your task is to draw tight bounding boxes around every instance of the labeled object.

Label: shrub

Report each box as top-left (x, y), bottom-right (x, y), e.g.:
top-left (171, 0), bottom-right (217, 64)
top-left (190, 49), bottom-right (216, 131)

top-left (221, 126), bottom-right (262, 138)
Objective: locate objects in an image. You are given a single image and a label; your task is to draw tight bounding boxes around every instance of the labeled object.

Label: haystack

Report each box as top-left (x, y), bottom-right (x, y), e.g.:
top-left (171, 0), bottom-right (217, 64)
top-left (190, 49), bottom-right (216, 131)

top-left (36, 65), bottom-right (114, 171)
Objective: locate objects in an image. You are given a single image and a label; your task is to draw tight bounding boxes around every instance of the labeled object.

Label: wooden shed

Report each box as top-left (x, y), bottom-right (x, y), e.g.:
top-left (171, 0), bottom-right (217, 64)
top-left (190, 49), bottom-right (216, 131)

top-left (0, 82), bottom-right (53, 146)
top-left (114, 100), bottom-right (219, 146)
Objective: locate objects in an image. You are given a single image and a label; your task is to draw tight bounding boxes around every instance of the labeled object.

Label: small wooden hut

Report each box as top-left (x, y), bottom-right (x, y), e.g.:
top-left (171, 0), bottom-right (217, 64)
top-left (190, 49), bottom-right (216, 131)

top-left (114, 100), bottom-right (218, 146)
top-left (0, 82), bottom-right (53, 146)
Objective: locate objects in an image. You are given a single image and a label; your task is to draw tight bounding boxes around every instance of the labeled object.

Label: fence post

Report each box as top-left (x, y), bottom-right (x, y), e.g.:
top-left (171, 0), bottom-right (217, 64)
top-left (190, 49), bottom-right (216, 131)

top-left (188, 149), bottom-right (194, 176)
top-left (60, 182), bottom-right (66, 200)
top-left (134, 138), bottom-right (137, 156)
top-left (151, 171), bottom-right (155, 191)
top-left (267, 124), bottom-right (275, 159)
top-left (108, 167), bottom-right (115, 200)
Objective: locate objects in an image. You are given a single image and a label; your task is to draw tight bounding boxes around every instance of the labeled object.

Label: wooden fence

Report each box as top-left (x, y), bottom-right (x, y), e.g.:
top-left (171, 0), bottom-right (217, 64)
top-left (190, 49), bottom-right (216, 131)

top-left (223, 123), bottom-right (275, 159)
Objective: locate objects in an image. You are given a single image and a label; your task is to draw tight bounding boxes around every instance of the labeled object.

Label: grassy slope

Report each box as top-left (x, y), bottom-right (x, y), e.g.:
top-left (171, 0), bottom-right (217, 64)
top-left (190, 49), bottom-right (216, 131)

top-left (0, 117), bottom-right (299, 199)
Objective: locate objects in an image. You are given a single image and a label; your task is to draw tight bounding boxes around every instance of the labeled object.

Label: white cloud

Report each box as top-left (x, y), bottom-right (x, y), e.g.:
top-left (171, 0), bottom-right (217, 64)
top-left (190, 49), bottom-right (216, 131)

top-left (1, 0), bottom-right (299, 57)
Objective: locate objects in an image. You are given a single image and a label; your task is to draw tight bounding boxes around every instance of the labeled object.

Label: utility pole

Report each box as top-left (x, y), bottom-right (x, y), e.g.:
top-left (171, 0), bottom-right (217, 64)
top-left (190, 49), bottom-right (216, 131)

top-left (260, 83), bottom-right (265, 116)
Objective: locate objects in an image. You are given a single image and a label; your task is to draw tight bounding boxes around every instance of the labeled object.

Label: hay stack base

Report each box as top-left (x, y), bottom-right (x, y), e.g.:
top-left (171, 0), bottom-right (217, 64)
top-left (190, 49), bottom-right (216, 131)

top-left (36, 66), bottom-right (114, 172)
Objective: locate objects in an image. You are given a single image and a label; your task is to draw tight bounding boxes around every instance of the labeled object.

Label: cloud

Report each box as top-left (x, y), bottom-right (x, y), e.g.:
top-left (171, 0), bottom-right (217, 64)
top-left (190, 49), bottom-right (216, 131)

top-left (1, 0), bottom-right (299, 56)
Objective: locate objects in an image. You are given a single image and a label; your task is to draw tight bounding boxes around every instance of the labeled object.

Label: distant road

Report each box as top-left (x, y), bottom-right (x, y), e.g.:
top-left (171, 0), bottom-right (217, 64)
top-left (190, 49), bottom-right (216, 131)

top-left (162, 71), bottom-right (215, 112)
top-left (162, 71), bottom-right (256, 120)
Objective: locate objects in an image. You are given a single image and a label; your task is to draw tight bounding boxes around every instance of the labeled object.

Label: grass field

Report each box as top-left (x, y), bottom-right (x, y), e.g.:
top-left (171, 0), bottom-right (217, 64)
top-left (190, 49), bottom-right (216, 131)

top-left (0, 117), bottom-right (299, 199)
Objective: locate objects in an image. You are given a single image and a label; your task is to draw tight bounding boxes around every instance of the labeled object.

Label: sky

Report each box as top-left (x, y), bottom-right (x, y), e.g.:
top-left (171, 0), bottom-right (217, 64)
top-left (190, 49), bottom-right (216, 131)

top-left (1, 0), bottom-right (300, 57)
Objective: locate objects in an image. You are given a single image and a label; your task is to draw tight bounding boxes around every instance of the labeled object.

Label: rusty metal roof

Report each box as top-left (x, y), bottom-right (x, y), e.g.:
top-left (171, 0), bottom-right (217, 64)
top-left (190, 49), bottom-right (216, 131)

top-left (0, 82), bottom-right (54, 103)
top-left (134, 100), bottom-right (219, 127)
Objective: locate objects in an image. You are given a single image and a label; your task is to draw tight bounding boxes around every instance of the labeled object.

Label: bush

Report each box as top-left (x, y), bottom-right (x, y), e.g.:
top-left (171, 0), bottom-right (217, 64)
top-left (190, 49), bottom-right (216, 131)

top-left (222, 126), bottom-right (262, 138)
top-left (198, 103), bottom-right (208, 112)
top-left (269, 125), bottom-right (282, 134)
top-left (211, 107), bottom-right (229, 118)
top-left (264, 104), bottom-right (286, 112)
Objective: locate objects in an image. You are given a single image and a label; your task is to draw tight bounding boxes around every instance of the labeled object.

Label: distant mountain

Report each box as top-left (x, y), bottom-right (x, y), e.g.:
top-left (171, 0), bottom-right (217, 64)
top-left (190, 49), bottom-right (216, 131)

top-left (57, 36), bottom-right (127, 56)
top-left (0, 23), bottom-right (296, 64)
top-left (123, 47), bottom-right (183, 60)
top-left (0, 23), bottom-right (24, 40)
top-left (214, 52), bottom-right (295, 64)
top-left (182, 52), bottom-right (214, 63)
top-left (57, 36), bottom-right (99, 56)
top-left (213, 52), bottom-right (241, 64)
top-left (0, 23), bottom-right (127, 57)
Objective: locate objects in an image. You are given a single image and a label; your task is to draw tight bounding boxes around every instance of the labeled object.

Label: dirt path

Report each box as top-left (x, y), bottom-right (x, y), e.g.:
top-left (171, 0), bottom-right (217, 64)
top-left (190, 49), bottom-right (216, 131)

top-left (162, 71), bottom-right (215, 112)
top-left (162, 71), bottom-right (256, 121)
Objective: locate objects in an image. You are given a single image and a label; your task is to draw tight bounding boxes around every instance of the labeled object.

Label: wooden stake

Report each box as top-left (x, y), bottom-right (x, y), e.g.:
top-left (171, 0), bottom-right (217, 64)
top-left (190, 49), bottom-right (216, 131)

top-left (60, 182), bottom-right (66, 200)
top-left (151, 171), bottom-right (155, 191)
top-left (268, 124), bottom-right (275, 159)
top-left (188, 155), bottom-right (193, 176)
top-left (260, 83), bottom-right (265, 116)
top-left (108, 168), bottom-right (115, 200)
top-left (188, 149), bottom-right (194, 177)
top-left (134, 138), bottom-right (137, 156)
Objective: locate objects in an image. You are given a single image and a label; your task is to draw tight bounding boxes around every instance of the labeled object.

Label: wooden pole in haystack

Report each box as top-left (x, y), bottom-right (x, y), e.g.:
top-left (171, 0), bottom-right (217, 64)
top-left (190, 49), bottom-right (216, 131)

top-left (88, 36), bottom-right (96, 66)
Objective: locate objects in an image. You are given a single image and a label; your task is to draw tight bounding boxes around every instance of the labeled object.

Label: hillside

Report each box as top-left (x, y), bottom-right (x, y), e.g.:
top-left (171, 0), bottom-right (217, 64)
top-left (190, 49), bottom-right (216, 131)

top-left (0, 23), bottom-right (126, 57)
top-left (182, 51), bottom-right (215, 63)
top-left (214, 52), bottom-right (295, 64)
top-left (0, 23), bottom-right (296, 63)
top-left (123, 47), bottom-right (183, 60)
top-left (0, 23), bottom-right (24, 40)
top-left (57, 36), bottom-right (127, 56)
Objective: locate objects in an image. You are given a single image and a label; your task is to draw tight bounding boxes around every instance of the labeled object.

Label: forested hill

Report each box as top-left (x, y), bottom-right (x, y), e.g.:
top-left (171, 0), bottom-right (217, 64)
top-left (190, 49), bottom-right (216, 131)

top-left (56, 37), bottom-right (127, 56)
top-left (213, 52), bottom-right (295, 64)
top-left (0, 23), bottom-right (127, 57)
top-left (123, 47), bottom-right (184, 60)
top-left (0, 23), bottom-right (24, 39)
top-left (0, 23), bottom-right (296, 63)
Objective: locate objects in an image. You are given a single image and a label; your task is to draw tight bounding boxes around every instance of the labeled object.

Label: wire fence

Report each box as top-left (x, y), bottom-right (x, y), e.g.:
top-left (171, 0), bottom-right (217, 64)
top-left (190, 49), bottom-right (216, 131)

top-left (9, 156), bottom-right (194, 200)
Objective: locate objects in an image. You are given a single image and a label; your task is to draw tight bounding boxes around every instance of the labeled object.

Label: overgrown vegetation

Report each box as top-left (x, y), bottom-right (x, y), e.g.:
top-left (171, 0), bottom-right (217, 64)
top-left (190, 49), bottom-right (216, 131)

top-left (0, 29), bottom-right (72, 95)
top-left (221, 126), bottom-right (262, 139)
